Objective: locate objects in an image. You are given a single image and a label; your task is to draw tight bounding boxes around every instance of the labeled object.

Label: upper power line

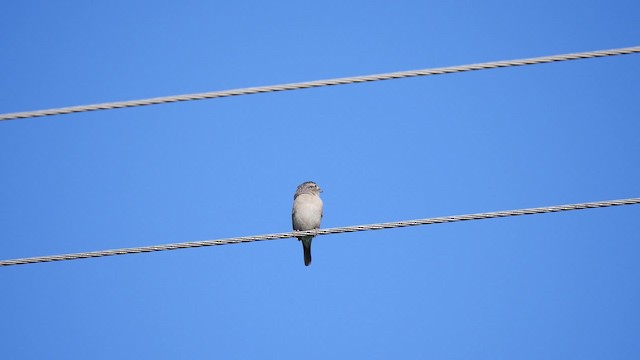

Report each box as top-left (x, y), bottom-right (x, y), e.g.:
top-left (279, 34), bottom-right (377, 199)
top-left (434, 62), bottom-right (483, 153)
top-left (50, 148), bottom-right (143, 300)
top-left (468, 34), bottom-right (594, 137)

top-left (1, 46), bottom-right (639, 121)
top-left (1, 197), bottom-right (638, 267)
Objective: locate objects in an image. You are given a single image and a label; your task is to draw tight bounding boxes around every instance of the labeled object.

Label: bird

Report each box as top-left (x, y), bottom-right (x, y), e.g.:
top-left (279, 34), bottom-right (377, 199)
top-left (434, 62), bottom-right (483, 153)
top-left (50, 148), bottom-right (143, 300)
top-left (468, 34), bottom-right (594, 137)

top-left (292, 181), bottom-right (323, 266)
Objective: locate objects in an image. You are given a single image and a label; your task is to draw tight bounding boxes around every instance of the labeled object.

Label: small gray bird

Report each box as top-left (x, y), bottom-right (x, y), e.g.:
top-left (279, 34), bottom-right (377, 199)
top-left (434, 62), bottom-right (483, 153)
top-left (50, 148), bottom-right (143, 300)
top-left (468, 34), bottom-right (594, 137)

top-left (292, 181), bottom-right (323, 266)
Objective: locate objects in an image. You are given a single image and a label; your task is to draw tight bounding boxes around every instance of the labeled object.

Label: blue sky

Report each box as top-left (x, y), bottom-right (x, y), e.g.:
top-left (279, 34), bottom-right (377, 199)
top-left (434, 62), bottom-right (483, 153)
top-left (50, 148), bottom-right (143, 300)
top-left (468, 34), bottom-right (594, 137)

top-left (1, 1), bottom-right (639, 359)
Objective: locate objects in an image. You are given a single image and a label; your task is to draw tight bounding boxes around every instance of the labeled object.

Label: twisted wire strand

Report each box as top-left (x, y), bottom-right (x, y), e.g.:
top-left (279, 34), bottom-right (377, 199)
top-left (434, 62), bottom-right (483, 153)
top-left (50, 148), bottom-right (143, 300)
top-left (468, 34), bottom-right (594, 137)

top-left (1, 197), bottom-right (638, 267)
top-left (2, 46), bottom-right (639, 121)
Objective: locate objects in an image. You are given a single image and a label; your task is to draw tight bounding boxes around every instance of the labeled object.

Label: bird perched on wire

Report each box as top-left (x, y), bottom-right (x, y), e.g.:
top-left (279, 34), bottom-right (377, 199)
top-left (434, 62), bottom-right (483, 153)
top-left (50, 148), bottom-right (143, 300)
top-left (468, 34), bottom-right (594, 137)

top-left (292, 181), bottom-right (323, 266)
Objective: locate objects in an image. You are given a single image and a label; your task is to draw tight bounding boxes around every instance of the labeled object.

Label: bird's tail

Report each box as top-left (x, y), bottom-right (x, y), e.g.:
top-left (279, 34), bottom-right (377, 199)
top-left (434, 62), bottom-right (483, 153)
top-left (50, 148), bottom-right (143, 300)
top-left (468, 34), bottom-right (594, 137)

top-left (301, 237), bottom-right (312, 266)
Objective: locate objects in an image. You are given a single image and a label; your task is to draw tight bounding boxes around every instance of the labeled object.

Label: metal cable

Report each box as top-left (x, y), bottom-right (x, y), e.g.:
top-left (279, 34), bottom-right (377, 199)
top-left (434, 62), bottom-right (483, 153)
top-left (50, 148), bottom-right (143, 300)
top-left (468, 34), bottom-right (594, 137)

top-left (1, 197), bottom-right (638, 267)
top-left (2, 46), bottom-right (639, 121)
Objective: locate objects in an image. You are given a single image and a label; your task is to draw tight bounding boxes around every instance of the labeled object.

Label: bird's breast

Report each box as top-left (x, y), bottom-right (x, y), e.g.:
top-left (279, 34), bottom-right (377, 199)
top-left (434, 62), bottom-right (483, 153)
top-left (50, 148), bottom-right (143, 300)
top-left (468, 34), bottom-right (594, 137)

top-left (292, 194), bottom-right (323, 231)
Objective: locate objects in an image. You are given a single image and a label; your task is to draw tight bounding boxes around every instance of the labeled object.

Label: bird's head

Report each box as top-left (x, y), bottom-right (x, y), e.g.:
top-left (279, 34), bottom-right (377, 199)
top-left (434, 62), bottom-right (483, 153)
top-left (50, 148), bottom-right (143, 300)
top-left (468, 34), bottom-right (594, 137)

top-left (295, 181), bottom-right (322, 198)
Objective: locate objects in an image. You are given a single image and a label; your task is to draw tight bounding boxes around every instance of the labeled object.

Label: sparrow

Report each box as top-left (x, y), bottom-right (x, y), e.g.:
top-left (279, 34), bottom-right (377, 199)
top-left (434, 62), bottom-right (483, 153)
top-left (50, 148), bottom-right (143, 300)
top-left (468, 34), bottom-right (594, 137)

top-left (292, 181), bottom-right (323, 266)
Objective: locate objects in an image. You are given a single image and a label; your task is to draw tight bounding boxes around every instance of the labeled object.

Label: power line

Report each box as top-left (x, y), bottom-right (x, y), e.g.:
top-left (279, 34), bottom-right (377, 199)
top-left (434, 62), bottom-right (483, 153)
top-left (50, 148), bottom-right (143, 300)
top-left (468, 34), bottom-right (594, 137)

top-left (1, 197), bottom-right (638, 267)
top-left (1, 46), bottom-right (639, 121)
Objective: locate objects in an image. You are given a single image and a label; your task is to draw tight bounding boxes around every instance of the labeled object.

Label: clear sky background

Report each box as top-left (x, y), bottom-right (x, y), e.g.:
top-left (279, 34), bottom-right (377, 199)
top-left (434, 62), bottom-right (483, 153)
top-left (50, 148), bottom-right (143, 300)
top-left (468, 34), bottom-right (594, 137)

top-left (1, 1), bottom-right (639, 359)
